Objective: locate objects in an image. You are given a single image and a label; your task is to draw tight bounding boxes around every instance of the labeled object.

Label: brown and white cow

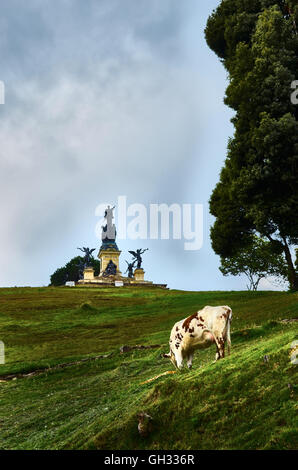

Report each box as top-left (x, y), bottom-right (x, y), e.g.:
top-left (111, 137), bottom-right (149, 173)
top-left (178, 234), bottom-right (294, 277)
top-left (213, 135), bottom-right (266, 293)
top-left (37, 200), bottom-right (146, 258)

top-left (164, 305), bottom-right (232, 370)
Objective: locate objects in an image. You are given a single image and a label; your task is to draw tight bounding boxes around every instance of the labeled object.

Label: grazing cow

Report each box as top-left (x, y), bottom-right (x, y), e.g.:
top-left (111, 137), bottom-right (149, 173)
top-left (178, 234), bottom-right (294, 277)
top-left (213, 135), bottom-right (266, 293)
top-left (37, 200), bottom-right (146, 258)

top-left (164, 305), bottom-right (232, 370)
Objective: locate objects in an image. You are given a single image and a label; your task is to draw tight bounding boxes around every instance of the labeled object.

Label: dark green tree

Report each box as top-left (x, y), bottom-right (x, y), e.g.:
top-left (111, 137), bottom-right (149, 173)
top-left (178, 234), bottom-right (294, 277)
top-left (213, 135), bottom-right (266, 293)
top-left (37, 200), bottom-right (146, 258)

top-left (220, 236), bottom-right (288, 290)
top-left (50, 256), bottom-right (100, 286)
top-left (205, 1), bottom-right (298, 290)
top-left (50, 267), bottom-right (68, 287)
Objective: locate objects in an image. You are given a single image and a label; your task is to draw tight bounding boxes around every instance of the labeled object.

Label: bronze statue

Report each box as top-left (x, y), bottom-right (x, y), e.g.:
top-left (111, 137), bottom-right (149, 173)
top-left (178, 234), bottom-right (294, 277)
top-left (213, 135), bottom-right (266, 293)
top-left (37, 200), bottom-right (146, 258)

top-left (128, 248), bottom-right (148, 269)
top-left (102, 260), bottom-right (117, 277)
top-left (125, 260), bottom-right (136, 278)
top-left (76, 259), bottom-right (86, 280)
top-left (77, 247), bottom-right (96, 267)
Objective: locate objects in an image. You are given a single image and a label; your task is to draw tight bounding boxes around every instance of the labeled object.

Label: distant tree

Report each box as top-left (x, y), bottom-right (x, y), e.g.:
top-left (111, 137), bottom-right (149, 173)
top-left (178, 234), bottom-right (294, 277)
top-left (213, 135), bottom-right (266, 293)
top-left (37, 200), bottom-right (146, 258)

top-left (50, 267), bottom-right (68, 287)
top-left (50, 256), bottom-right (100, 286)
top-left (220, 237), bottom-right (288, 290)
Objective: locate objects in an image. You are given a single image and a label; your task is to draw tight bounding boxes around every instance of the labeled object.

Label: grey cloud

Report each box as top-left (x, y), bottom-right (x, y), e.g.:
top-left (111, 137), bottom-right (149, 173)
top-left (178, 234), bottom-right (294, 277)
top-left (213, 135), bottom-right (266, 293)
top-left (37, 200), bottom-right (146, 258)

top-left (0, 0), bottom-right (204, 286)
top-left (0, 0), bottom-right (241, 290)
top-left (0, 0), bottom-right (188, 84)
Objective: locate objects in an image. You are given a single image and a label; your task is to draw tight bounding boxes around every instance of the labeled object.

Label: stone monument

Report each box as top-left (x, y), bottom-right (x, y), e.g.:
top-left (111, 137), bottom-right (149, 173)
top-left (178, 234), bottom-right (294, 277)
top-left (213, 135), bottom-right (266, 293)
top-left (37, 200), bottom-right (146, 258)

top-left (77, 205), bottom-right (167, 288)
top-left (98, 205), bottom-right (122, 277)
top-left (125, 260), bottom-right (136, 278)
top-left (128, 249), bottom-right (148, 283)
top-left (77, 247), bottom-right (96, 282)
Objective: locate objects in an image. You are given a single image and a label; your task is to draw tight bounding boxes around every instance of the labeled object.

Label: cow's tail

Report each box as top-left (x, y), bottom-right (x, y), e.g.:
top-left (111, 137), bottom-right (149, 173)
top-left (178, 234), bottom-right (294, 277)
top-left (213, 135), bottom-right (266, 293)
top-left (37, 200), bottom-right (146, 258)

top-left (226, 308), bottom-right (232, 355)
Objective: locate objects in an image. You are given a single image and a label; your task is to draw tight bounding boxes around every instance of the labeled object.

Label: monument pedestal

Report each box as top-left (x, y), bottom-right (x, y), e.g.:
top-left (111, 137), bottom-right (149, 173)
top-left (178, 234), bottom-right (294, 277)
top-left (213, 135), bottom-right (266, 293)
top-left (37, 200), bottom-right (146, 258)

top-left (83, 267), bottom-right (95, 281)
top-left (98, 246), bottom-right (122, 276)
top-left (84, 266), bottom-right (94, 281)
top-left (134, 268), bottom-right (145, 282)
top-left (77, 265), bottom-right (166, 288)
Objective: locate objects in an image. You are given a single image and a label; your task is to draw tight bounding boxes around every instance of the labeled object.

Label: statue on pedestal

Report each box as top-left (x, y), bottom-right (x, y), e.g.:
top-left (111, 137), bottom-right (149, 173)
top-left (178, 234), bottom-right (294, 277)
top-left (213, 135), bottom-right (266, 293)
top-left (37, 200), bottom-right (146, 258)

top-left (125, 260), bottom-right (136, 278)
top-left (76, 259), bottom-right (86, 280)
top-left (102, 205), bottom-right (116, 243)
top-left (128, 248), bottom-right (148, 269)
top-left (77, 247), bottom-right (96, 267)
top-left (102, 260), bottom-right (117, 277)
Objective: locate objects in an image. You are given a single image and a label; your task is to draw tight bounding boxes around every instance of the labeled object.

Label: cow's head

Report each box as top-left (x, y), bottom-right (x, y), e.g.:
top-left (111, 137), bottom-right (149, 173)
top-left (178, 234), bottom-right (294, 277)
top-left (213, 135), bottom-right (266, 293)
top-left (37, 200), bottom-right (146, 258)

top-left (162, 349), bottom-right (178, 369)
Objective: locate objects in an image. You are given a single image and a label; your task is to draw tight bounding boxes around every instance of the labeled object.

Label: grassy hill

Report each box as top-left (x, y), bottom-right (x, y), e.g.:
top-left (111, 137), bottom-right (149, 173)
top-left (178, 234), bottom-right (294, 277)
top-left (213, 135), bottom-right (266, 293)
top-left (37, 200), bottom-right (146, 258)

top-left (0, 287), bottom-right (297, 450)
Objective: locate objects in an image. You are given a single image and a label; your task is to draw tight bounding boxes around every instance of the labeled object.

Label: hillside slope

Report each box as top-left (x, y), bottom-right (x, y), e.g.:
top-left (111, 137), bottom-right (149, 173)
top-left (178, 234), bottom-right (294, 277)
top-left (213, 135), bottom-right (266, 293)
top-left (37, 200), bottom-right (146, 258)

top-left (0, 287), bottom-right (297, 449)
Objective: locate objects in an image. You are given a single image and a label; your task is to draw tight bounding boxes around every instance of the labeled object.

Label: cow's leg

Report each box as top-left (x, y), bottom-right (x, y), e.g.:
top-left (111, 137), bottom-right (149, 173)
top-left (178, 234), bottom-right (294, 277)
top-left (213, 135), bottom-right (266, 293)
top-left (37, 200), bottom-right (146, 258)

top-left (214, 336), bottom-right (225, 359)
top-left (174, 349), bottom-right (184, 370)
top-left (170, 349), bottom-right (183, 370)
top-left (170, 350), bottom-right (178, 369)
top-left (219, 338), bottom-right (225, 358)
top-left (226, 317), bottom-right (232, 355)
top-left (186, 353), bottom-right (194, 369)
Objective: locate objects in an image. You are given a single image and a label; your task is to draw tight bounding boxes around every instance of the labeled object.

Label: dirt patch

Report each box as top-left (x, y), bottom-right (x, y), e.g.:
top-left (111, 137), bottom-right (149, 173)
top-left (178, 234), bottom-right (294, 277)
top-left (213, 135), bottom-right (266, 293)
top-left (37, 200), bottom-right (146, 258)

top-left (120, 344), bottom-right (161, 353)
top-left (0, 353), bottom-right (113, 382)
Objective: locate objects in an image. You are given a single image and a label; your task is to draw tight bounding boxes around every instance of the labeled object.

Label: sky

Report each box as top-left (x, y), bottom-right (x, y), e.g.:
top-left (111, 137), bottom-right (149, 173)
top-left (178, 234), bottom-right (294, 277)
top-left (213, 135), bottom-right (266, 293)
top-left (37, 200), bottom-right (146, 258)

top-left (0, 0), bottom-right (281, 290)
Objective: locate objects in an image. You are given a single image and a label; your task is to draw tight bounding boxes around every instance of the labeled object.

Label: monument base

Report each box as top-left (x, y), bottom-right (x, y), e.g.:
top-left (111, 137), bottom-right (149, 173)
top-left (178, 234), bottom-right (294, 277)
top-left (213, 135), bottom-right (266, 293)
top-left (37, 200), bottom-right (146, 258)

top-left (77, 271), bottom-right (167, 288)
top-left (133, 268), bottom-right (145, 282)
top-left (98, 243), bottom-right (121, 277)
top-left (83, 267), bottom-right (95, 281)
top-left (76, 280), bottom-right (167, 289)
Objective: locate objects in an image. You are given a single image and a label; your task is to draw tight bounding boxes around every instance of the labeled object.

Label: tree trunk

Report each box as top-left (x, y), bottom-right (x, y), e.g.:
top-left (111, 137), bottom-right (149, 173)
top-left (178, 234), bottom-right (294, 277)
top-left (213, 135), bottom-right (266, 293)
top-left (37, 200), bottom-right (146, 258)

top-left (283, 239), bottom-right (298, 291)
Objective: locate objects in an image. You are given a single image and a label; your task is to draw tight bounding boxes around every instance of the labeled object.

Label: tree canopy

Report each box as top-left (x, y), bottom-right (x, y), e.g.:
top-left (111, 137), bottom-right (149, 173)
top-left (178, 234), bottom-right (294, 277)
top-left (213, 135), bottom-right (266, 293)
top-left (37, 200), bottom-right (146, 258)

top-left (205, 1), bottom-right (298, 290)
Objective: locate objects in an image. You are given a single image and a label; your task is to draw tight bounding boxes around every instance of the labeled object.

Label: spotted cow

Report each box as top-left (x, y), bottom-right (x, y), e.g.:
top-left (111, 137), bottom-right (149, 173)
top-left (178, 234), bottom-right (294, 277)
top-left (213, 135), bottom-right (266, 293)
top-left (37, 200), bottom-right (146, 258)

top-left (164, 305), bottom-right (232, 370)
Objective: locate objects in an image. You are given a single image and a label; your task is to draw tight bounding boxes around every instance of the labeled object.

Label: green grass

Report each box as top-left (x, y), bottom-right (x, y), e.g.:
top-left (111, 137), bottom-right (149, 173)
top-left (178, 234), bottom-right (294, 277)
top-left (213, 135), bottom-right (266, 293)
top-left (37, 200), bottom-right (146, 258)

top-left (0, 287), bottom-right (297, 449)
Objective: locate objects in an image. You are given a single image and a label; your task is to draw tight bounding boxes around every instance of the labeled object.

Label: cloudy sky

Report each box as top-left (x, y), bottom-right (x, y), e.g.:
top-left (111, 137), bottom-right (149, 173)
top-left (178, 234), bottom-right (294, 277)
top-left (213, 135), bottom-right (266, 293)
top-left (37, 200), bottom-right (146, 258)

top-left (0, 0), bottom-right (278, 290)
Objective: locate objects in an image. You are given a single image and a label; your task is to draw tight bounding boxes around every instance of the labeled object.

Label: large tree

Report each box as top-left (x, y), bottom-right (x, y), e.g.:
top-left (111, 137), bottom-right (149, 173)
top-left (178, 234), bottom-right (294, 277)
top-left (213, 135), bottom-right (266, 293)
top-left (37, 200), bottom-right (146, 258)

top-left (205, 0), bottom-right (298, 290)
